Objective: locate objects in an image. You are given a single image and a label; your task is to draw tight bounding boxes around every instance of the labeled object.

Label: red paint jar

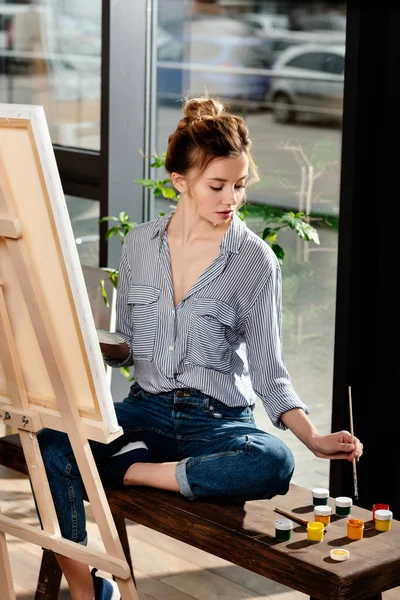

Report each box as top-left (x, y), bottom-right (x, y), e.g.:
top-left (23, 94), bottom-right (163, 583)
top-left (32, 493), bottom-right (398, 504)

top-left (372, 503), bottom-right (389, 521)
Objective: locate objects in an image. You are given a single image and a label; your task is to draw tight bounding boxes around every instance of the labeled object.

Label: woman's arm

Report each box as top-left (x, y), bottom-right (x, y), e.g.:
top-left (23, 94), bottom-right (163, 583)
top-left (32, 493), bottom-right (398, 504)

top-left (244, 257), bottom-right (363, 462)
top-left (100, 341), bottom-right (130, 362)
top-left (281, 407), bottom-right (363, 462)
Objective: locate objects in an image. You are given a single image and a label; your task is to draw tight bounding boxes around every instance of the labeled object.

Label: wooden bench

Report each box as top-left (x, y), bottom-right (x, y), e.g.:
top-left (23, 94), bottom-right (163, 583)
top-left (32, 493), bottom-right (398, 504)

top-left (0, 433), bottom-right (399, 600)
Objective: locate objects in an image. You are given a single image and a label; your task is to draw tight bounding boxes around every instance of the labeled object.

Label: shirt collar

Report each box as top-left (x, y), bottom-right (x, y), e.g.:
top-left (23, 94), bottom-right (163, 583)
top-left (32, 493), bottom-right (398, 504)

top-left (150, 210), bottom-right (246, 254)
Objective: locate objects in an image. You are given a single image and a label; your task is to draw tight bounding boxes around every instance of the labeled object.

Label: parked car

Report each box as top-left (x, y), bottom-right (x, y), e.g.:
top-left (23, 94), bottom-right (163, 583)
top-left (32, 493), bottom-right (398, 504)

top-left (266, 44), bottom-right (345, 124)
top-left (295, 11), bottom-right (346, 32)
top-left (241, 12), bottom-right (289, 37)
top-left (160, 15), bottom-right (257, 38)
top-left (157, 34), bottom-right (272, 109)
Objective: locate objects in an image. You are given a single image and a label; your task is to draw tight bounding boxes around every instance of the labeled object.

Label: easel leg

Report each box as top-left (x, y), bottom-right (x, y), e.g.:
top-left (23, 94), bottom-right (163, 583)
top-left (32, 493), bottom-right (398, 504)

top-left (0, 530), bottom-right (16, 600)
top-left (35, 549), bottom-right (62, 600)
top-left (113, 513), bottom-right (135, 584)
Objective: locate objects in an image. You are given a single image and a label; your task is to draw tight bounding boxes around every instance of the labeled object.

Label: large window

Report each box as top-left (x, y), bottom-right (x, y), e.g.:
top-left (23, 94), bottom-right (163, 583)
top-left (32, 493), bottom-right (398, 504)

top-left (155, 0), bottom-right (347, 491)
top-left (0, 0), bottom-right (101, 150)
top-left (66, 195), bottom-right (100, 267)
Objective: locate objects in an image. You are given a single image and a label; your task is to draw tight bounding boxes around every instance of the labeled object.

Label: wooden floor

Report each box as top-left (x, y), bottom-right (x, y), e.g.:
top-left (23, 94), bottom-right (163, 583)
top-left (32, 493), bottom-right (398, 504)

top-left (1, 465), bottom-right (399, 600)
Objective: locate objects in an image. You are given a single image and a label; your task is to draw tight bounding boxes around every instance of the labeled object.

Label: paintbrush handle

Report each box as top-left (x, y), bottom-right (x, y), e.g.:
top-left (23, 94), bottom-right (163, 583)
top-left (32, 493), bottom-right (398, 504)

top-left (348, 386), bottom-right (359, 500)
top-left (274, 508), bottom-right (308, 526)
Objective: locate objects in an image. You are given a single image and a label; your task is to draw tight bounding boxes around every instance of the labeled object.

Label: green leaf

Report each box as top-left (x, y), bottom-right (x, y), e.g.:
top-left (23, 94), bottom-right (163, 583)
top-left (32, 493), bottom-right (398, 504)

top-left (262, 227), bottom-right (275, 240)
top-left (296, 222), bottom-right (320, 244)
top-left (134, 178), bottom-right (157, 189)
top-left (278, 212), bottom-right (320, 244)
top-left (105, 226), bottom-right (121, 240)
top-left (99, 279), bottom-right (110, 308)
top-left (150, 155), bottom-right (166, 169)
top-left (271, 243), bottom-right (285, 264)
top-left (103, 267), bottom-right (119, 288)
top-left (99, 216), bottom-right (119, 223)
top-left (162, 187), bottom-right (177, 199)
top-left (119, 211), bottom-right (130, 222)
top-left (236, 210), bottom-right (247, 223)
top-left (120, 366), bottom-right (135, 381)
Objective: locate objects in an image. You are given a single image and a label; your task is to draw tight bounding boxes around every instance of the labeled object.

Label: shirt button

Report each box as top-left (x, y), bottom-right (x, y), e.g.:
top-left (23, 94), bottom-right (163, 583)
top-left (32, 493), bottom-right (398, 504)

top-left (169, 345), bottom-right (174, 351)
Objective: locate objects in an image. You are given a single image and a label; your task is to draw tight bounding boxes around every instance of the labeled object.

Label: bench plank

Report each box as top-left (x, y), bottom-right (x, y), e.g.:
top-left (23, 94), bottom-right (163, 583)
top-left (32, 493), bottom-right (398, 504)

top-left (1, 434), bottom-right (398, 600)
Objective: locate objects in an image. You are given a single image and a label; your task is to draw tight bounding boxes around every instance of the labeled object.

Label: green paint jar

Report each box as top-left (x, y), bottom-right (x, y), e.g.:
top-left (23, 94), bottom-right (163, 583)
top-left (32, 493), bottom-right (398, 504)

top-left (275, 518), bottom-right (293, 541)
top-left (312, 488), bottom-right (329, 506)
top-left (335, 496), bottom-right (352, 517)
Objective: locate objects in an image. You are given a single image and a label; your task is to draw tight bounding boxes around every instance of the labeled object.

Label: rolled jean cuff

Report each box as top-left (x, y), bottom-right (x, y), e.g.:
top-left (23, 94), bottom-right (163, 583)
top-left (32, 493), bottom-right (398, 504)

top-left (175, 458), bottom-right (195, 499)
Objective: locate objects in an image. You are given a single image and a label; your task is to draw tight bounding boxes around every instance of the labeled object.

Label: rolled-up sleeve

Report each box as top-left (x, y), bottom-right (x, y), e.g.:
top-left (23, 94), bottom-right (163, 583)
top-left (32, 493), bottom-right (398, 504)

top-left (244, 264), bottom-right (309, 429)
top-left (105, 242), bottom-right (134, 369)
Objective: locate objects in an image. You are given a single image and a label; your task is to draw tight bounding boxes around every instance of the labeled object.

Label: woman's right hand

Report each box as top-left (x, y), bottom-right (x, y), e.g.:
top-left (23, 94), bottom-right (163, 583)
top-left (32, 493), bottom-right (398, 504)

top-left (100, 341), bottom-right (130, 361)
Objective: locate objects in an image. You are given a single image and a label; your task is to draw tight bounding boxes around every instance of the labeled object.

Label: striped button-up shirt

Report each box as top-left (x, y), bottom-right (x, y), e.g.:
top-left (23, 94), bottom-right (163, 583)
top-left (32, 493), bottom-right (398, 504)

top-left (107, 211), bottom-right (309, 429)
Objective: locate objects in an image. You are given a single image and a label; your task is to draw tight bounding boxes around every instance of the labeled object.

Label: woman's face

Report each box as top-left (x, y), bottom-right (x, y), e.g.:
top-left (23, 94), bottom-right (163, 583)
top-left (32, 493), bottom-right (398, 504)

top-left (174, 153), bottom-right (249, 226)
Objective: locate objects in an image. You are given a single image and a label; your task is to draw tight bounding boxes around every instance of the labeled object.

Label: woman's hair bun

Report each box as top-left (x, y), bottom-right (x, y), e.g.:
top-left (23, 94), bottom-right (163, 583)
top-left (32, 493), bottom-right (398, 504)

top-left (183, 96), bottom-right (225, 122)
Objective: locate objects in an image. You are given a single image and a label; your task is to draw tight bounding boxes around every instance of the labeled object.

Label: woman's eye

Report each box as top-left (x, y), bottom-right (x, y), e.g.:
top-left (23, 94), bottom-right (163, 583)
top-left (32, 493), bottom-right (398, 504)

top-left (210, 185), bottom-right (246, 191)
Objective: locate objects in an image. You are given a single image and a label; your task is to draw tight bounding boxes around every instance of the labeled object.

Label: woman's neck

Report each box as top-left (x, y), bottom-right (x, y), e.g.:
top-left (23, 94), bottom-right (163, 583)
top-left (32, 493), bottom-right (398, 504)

top-left (167, 200), bottom-right (230, 246)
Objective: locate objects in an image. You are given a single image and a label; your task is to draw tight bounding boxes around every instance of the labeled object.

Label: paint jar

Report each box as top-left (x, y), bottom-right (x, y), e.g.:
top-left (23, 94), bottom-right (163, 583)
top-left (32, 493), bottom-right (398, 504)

top-left (330, 549), bottom-right (350, 562)
top-left (275, 518), bottom-right (293, 541)
top-left (372, 503), bottom-right (390, 521)
top-left (314, 505), bottom-right (332, 527)
top-left (374, 510), bottom-right (393, 532)
top-left (347, 519), bottom-right (364, 540)
top-left (307, 521), bottom-right (324, 542)
top-left (335, 496), bottom-right (352, 517)
top-left (312, 488), bottom-right (329, 506)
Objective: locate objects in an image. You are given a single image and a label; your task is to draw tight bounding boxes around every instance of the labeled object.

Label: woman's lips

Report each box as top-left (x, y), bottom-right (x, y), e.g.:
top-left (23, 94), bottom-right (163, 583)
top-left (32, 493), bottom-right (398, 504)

top-left (217, 211), bottom-right (233, 218)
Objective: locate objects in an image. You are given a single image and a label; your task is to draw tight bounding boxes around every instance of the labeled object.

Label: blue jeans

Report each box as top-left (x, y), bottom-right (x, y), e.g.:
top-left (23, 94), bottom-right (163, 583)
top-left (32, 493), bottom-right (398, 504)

top-left (37, 383), bottom-right (295, 543)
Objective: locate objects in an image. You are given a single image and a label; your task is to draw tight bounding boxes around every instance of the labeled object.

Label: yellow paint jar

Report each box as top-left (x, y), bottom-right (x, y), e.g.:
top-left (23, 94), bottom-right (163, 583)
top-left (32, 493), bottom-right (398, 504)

top-left (374, 509), bottom-right (393, 532)
top-left (314, 505), bottom-right (332, 527)
top-left (347, 519), bottom-right (364, 540)
top-left (307, 521), bottom-right (324, 542)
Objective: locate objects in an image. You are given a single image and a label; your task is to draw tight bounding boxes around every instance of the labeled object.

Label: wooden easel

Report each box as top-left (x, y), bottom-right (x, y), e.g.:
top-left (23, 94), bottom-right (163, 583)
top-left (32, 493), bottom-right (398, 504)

top-left (0, 210), bottom-right (139, 596)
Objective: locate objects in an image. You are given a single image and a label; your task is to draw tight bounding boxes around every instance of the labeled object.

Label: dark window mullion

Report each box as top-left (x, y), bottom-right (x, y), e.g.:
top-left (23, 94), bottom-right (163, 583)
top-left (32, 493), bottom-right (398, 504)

top-left (54, 147), bottom-right (101, 187)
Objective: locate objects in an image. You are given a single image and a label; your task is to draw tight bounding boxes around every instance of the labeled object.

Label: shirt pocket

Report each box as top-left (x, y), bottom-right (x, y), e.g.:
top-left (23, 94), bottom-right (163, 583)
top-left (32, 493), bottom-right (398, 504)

top-left (185, 298), bottom-right (236, 373)
top-left (127, 285), bottom-right (160, 360)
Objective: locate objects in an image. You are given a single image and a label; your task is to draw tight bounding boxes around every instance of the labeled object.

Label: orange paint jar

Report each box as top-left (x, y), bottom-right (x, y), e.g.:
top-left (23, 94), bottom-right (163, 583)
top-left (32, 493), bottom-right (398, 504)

top-left (347, 519), bottom-right (364, 540)
top-left (314, 505), bottom-right (332, 527)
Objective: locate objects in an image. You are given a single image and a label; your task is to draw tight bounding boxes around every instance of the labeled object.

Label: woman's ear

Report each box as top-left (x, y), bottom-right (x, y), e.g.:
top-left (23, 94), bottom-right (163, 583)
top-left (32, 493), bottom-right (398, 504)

top-left (171, 172), bottom-right (186, 194)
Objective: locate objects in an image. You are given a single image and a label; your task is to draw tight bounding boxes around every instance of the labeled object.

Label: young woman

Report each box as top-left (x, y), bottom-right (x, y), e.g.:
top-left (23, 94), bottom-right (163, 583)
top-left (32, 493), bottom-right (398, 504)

top-left (38, 96), bottom-right (363, 600)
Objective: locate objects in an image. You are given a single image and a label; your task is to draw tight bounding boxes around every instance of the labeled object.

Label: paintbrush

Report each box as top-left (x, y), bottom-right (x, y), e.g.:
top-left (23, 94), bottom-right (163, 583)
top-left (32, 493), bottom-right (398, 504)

top-left (348, 386), bottom-right (359, 501)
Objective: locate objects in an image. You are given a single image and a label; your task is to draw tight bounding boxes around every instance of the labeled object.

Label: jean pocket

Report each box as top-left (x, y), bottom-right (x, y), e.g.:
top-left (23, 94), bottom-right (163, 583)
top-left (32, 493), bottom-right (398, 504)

top-left (128, 285), bottom-right (160, 360)
top-left (185, 298), bottom-right (236, 373)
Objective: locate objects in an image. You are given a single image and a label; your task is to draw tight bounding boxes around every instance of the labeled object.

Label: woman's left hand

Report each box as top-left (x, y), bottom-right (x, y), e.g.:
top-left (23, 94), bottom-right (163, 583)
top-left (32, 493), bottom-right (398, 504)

top-left (310, 430), bottom-right (363, 461)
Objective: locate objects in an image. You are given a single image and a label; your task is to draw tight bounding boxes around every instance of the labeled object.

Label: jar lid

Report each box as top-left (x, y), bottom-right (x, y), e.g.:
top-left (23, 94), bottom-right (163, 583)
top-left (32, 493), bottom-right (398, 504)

top-left (307, 521), bottom-right (324, 532)
top-left (330, 549), bottom-right (350, 562)
top-left (312, 487), bottom-right (329, 498)
top-left (275, 518), bottom-right (293, 531)
top-left (314, 505), bottom-right (332, 516)
top-left (335, 496), bottom-right (353, 507)
top-left (374, 509), bottom-right (393, 521)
